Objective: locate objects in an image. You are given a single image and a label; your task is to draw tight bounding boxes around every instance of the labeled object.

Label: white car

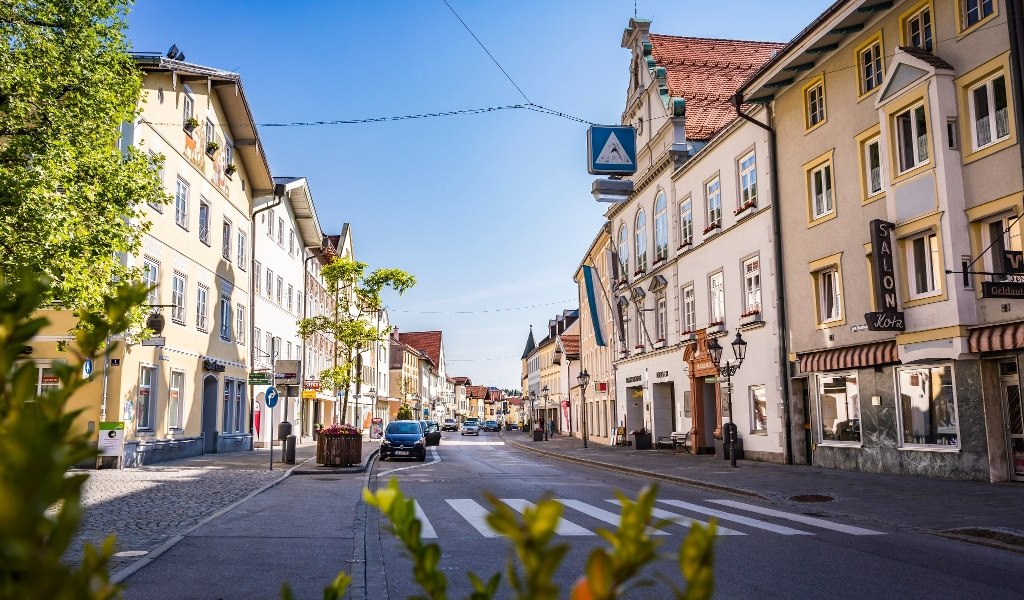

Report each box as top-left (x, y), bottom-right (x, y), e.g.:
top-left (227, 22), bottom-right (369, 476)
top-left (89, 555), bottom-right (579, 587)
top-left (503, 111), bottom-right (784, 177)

top-left (461, 421), bottom-right (480, 436)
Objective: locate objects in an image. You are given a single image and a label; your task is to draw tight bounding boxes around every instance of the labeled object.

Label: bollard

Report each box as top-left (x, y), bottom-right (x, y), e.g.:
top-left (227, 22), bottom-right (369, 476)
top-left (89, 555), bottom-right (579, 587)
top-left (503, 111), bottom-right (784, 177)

top-left (284, 434), bottom-right (296, 464)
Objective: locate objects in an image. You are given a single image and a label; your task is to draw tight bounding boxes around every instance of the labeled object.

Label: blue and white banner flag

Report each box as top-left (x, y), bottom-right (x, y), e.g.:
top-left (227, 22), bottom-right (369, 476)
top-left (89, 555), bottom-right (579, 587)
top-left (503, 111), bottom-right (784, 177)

top-left (582, 265), bottom-right (607, 347)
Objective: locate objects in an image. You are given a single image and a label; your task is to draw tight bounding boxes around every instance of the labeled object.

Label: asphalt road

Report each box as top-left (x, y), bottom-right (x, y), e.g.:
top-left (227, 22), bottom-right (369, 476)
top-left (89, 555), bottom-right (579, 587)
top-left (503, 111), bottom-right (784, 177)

top-left (117, 431), bottom-right (1024, 599)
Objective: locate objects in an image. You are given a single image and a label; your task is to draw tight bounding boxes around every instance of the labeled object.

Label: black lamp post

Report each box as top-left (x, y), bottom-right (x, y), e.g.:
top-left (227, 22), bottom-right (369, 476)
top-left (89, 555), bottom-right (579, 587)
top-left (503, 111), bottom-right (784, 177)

top-left (577, 368), bottom-right (590, 448)
top-left (541, 385), bottom-right (550, 441)
top-left (529, 390), bottom-right (536, 435)
top-left (708, 331), bottom-right (747, 468)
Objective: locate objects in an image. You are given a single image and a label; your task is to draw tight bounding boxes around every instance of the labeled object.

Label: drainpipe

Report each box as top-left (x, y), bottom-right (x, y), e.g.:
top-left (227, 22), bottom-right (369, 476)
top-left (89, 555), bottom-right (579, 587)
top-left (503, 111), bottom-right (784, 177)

top-left (1006, 0), bottom-right (1024, 177)
top-left (732, 93), bottom-right (794, 465)
top-left (247, 183), bottom-right (286, 447)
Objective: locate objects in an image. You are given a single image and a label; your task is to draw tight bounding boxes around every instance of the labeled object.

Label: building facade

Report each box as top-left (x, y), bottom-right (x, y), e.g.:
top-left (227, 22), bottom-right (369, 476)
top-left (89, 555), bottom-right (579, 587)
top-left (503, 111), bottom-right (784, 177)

top-left (574, 223), bottom-right (617, 445)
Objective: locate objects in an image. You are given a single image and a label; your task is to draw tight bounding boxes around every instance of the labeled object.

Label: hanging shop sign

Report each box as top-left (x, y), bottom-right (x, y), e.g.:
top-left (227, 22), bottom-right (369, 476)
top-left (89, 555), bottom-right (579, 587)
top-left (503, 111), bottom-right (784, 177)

top-left (982, 281), bottom-right (1024, 299)
top-left (866, 219), bottom-right (905, 331)
top-left (202, 359), bottom-right (226, 372)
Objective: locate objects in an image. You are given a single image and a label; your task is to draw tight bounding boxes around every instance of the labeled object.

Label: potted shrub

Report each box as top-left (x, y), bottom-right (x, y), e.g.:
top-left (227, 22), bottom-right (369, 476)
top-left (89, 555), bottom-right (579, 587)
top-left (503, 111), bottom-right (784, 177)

top-left (224, 163), bottom-right (237, 177)
top-left (316, 423), bottom-right (362, 466)
top-left (183, 116), bottom-right (199, 134)
top-left (205, 140), bottom-right (220, 157)
top-left (631, 427), bottom-right (652, 450)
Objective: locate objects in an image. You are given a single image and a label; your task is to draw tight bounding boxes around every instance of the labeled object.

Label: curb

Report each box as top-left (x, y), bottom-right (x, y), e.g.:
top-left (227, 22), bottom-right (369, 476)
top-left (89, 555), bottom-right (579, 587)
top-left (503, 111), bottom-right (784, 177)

top-left (502, 433), bottom-right (767, 501)
top-left (110, 455), bottom-right (315, 584)
top-left (290, 448), bottom-right (380, 475)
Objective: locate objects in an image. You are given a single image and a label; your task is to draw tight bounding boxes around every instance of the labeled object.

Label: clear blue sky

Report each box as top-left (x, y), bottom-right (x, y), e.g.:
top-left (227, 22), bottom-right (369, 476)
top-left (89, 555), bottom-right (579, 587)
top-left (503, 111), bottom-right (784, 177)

top-left (127, 0), bottom-right (832, 390)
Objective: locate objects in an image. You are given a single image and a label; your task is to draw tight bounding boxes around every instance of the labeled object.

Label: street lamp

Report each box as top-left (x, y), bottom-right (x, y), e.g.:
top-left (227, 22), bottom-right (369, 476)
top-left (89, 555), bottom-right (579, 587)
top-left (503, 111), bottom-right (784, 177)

top-left (541, 385), bottom-right (550, 441)
top-left (577, 369), bottom-right (590, 448)
top-left (707, 331), bottom-right (747, 468)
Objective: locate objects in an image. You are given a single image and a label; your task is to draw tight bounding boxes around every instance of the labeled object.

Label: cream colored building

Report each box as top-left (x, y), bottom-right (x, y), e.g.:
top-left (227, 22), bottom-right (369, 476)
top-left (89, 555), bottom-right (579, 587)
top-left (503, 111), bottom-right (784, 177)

top-left (574, 224), bottom-right (616, 444)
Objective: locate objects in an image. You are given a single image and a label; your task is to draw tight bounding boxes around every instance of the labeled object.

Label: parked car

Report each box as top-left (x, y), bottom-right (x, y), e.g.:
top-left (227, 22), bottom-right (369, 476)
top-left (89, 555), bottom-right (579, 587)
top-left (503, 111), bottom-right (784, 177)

top-left (509, 423), bottom-right (519, 431)
top-left (379, 420), bottom-right (427, 461)
top-left (461, 421), bottom-right (480, 436)
top-left (482, 420), bottom-right (500, 432)
top-left (419, 420), bottom-right (441, 446)
top-left (441, 418), bottom-right (459, 432)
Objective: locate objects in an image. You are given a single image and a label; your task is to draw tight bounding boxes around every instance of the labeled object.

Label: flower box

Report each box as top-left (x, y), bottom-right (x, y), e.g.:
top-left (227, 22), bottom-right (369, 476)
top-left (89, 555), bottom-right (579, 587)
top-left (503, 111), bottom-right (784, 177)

top-left (183, 117), bottom-right (199, 135)
top-left (680, 330), bottom-right (696, 342)
top-left (205, 141), bottom-right (220, 157)
top-left (706, 322), bottom-right (725, 333)
top-left (225, 163), bottom-right (237, 178)
top-left (677, 242), bottom-right (692, 250)
top-left (740, 309), bottom-right (762, 319)
top-left (703, 223), bottom-right (720, 234)
top-left (634, 270), bottom-right (646, 277)
top-left (733, 201), bottom-right (757, 216)
top-left (315, 423), bottom-right (362, 466)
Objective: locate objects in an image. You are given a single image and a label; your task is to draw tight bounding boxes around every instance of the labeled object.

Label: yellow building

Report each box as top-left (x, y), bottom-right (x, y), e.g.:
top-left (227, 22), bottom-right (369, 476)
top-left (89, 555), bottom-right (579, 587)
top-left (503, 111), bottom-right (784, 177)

top-left (574, 223), bottom-right (616, 444)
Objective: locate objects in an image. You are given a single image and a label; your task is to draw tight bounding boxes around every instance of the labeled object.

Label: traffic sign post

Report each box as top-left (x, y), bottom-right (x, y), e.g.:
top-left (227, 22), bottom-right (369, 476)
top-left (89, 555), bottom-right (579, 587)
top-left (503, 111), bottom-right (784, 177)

top-left (266, 386), bottom-right (279, 471)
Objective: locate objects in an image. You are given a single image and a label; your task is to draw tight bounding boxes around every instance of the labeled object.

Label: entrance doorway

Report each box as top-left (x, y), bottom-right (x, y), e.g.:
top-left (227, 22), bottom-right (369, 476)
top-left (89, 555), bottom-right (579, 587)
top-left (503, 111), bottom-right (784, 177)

top-left (701, 381), bottom-right (717, 450)
top-left (202, 375), bottom-right (219, 453)
top-left (999, 360), bottom-right (1024, 481)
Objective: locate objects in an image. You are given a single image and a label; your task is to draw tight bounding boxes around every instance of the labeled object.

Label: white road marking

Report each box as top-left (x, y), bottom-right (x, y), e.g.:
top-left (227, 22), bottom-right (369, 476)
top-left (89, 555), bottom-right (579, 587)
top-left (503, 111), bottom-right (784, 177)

top-left (447, 499), bottom-right (500, 538)
top-left (657, 499), bottom-right (813, 536)
top-left (706, 500), bottom-right (886, 535)
top-left (442, 440), bottom-right (506, 445)
top-left (502, 499), bottom-right (594, 536)
top-left (560, 499), bottom-right (667, 535)
top-left (414, 501), bottom-right (438, 539)
top-left (377, 447), bottom-right (440, 478)
top-left (606, 500), bottom-right (746, 536)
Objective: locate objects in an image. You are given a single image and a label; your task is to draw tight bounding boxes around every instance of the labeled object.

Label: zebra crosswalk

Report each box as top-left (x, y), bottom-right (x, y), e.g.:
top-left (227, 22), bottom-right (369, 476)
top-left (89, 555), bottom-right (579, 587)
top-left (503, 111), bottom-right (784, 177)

top-left (407, 496), bottom-right (885, 540)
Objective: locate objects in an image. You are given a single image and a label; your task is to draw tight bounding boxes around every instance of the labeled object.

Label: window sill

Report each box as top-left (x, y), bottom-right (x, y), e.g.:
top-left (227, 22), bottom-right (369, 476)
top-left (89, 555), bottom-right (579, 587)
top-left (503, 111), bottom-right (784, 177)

top-left (963, 136), bottom-right (1015, 165)
top-left (897, 445), bottom-right (960, 453)
top-left (817, 318), bottom-right (846, 329)
top-left (748, 430), bottom-right (769, 436)
top-left (816, 441), bottom-right (863, 448)
top-left (957, 12), bottom-right (999, 38)
top-left (739, 319), bottom-right (766, 331)
top-left (861, 192), bottom-right (885, 206)
top-left (891, 161), bottom-right (932, 186)
top-left (807, 211), bottom-right (837, 228)
top-left (804, 118), bottom-right (828, 135)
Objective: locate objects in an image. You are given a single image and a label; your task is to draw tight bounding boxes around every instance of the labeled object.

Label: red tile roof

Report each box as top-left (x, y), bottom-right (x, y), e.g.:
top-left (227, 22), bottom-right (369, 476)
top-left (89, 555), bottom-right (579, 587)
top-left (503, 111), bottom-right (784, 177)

top-left (451, 376), bottom-right (472, 385)
top-left (466, 385), bottom-right (489, 399)
top-left (648, 34), bottom-right (784, 140)
top-left (560, 334), bottom-right (580, 357)
top-left (399, 331), bottom-right (442, 370)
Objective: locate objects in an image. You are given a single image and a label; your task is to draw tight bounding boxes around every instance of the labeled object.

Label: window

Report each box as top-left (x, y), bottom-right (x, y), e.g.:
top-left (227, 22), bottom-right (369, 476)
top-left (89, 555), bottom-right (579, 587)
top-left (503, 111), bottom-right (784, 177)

top-left (298, 292), bottom-right (304, 315)
top-left (254, 327), bottom-right (262, 357)
top-left (905, 5), bottom-right (933, 52)
top-left (634, 306), bottom-right (644, 347)
top-left (289, 229), bottom-right (295, 256)
top-left (969, 74), bottom-right (1009, 150)
top-left (618, 224), bottom-right (629, 276)
top-left (198, 199), bottom-right (211, 245)
top-left (287, 341), bottom-right (293, 359)
top-left (224, 141), bottom-right (234, 172)
top-left (236, 304), bottom-right (245, 345)
top-left (907, 231), bottom-right (942, 298)
top-left (287, 284), bottom-right (294, 312)
top-left (277, 217), bottom-right (284, 245)
top-left (864, 137), bottom-right (883, 197)
top-left (896, 103), bottom-right (929, 173)
top-left (709, 271), bottom-right (725, 324)
top-left (268, 209), bottom-right (275, 237)
top-left (182, 90), bottom-right (194, 128)
top-left (810, 162), bottom-right (834, 219)
top-left (634, 209), bottom-right (647, 272)
top-left (655, 294), bottom-right (667, 342)
top-left (679, 198), bottom-right (693, 247)
top-left (237, 231), bottom-right (247, 270)
top-left (223, 379), bottom-right (234, 433)
top-left (815, 372), bottom-right (860, 443)
top-left (985, 216), bottom-right (1023, 282)
top-left (266, 332), bottom-right (273, 360)
top-left (705, 178), bottom-right (722, 231)
top-left (963, 0), bottom-right (994, 28)
top-left (276, 276), bottom-right (283, 304)
top-left (171, 272), bottom-right (186, 324)
top-left (33, 362), bottom-right (63, 396)
top-left (653, 193), bottom-right (668, 261)
top-left (682, 285), bottom-right (695, 333)
top-left (750, 385), bottom-right (767, 433)
top-left (143, 259), bottom-right (159, 305)
top-left (897, 364), bottom-right (958, 447)
top-left (219, 295), bottom-right (232, 341)
top-left (805, 79), bottom-right (826, 128)
top-left (137, 365), bottom-right (156, 430)
top-left (196, 284), bottom-right (208, 332)
top-left (175, 178), bottom-right (189, 229)
top-left (254, 262), bottom-right (262, 295)
top-left (738, 152), bottom-right (757, 209)
top-left (273, 336), bottom-right (282, 361)
top-left (266, 269), bottom-right (273, 298)
top-left (858, 40), bottom-right (883, 94)
top-left (817, 268), bottom-right (842, 323)
top-left (234, 384), bottom-right (245, 433)
top-left (205, 119), bottom-right (215, 146)
top-left (743, 256), bottom-right (761, 315)
top-left (147, 150), bottom-right (164, 212)
top-left (169, 370), bottom-right (184, 430)
top-left (222, 219), bottom-right (232, 261)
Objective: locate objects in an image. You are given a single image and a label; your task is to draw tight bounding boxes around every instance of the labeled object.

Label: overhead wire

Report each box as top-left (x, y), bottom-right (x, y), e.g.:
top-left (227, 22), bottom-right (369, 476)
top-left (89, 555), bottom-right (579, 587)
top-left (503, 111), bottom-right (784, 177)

top-left (442, 0), bottom-right (532, 104)
top-left (388, 299), bottom-right (575, 315)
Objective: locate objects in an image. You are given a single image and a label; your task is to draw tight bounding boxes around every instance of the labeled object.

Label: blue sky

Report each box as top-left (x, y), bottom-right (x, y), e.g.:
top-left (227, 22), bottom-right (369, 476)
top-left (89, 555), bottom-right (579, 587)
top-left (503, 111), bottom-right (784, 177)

top-left (127, 0), bottom-right (832, 390)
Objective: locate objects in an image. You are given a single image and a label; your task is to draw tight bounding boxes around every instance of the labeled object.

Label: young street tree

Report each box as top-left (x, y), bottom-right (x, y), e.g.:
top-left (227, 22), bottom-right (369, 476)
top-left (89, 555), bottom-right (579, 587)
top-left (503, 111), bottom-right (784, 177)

top-left (0, 0), bottom-right (166, 319)
top-left (298, 255), bottom-right (414, 425)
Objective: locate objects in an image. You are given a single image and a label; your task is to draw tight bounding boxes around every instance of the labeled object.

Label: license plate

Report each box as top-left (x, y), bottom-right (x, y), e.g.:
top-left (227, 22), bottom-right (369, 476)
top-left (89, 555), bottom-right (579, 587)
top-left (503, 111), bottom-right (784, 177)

top-left (395, 450), bottom-right (409, 456)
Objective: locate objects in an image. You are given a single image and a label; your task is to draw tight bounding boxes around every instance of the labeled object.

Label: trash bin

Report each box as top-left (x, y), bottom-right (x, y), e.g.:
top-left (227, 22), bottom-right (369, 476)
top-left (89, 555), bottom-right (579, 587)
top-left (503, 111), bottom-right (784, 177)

top-left (278, 421), bottom-right (293, 440)
top-left (284, 434), bottom-right (296, 464)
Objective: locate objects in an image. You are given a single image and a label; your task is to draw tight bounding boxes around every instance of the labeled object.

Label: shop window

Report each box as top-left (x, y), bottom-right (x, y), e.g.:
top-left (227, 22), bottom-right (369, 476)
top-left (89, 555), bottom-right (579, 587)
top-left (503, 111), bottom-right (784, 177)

top-left (896, 364), bottom-right (959, 447)
top-left (137, 365), bottom-right (156, 430)
top-left (750, 385), bottom-right (768, 433)
top-left (169, 370), bottom-right (184, 430)
top-left (815, 372), bottom-right (860, 443)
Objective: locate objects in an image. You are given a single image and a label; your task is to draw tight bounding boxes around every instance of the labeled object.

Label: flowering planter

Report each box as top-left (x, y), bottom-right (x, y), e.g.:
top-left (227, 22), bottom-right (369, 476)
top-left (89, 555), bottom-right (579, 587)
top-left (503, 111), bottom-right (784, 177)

top-left (317, 434), bottom-right (361, 466)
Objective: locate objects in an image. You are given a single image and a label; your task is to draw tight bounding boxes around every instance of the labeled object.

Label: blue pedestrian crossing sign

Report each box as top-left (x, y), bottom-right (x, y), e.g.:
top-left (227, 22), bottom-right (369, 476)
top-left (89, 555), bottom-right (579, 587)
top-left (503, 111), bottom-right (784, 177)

top-left (587, 125), bottom-right (637, 175)
top-left (265, 386), bottom-right (279, 408)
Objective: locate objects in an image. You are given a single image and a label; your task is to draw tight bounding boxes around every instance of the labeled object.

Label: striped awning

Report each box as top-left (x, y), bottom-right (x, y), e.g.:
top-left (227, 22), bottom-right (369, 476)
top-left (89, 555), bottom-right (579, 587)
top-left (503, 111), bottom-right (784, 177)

top-left (797, 341), bottom-right (899, 373)
top-left (968, 322), bottom-right (1024, 353)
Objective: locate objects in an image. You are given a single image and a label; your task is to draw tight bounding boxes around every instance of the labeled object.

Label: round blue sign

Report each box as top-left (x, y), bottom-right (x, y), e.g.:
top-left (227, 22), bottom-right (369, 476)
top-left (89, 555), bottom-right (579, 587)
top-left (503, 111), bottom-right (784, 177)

top-left (265, 386), bottom-right (279, 408)
top-left (82, 358), bottom-right (94, 379)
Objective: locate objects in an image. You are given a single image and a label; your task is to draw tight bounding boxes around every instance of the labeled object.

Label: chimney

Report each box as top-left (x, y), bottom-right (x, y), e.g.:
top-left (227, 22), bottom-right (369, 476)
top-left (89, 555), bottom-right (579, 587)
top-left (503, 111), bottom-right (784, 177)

top-left (549, 319), bottom-right (557, 339)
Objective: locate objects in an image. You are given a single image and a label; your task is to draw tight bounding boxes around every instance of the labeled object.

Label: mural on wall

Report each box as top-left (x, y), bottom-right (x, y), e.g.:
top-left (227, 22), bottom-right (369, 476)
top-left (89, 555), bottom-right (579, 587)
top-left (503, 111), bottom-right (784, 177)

top-left (183, 126), bottom-right (231, 198)
top-left (183, 127), bottom-right (206, 172)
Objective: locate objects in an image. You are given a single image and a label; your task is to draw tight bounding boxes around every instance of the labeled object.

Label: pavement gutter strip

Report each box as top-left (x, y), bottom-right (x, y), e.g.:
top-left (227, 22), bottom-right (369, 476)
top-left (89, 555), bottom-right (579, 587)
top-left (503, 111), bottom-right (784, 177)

top-left (363, 452), bottom-right (390, 600)
top-left (501, 433), bottom-right (767, 501)
top-left (110, 454), bottom-right (316, 584)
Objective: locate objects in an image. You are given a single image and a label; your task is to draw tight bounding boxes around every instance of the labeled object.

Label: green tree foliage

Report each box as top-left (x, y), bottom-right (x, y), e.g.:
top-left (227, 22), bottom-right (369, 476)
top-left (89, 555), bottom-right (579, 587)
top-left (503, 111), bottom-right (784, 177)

top-left (0, 271), bottom-right (148, 598)
top-left (298, 256), bottom-right (414, 423)
top-left (0, 0), bottom-right (167, 321)
top-left (396, 403), bottom-right (413, 420)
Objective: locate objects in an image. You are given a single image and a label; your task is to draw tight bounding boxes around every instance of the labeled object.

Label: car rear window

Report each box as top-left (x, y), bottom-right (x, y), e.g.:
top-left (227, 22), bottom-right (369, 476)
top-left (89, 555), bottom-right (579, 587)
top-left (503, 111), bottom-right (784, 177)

top-left (387, 422), bottom-right (421, 435)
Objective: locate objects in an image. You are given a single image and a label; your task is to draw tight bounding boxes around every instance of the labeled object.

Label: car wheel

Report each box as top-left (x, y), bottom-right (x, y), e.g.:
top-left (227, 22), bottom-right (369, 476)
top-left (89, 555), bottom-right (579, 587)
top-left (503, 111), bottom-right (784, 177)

top-left (418, 451), bottom-right (427, 462)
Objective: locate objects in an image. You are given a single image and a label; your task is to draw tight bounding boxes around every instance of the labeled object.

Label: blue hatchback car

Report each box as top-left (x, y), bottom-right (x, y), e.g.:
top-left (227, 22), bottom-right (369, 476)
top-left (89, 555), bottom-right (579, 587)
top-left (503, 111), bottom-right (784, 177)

top-left (380, 420), bottom-right (427, 461)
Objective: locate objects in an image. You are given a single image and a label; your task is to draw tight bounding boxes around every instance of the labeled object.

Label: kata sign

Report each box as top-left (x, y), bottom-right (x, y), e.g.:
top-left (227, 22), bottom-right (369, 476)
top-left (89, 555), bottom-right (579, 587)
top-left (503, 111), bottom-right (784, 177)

top-left (587, 125), bottom-right (637, 175)
top-left (865, 219), bottom-right (905, 331)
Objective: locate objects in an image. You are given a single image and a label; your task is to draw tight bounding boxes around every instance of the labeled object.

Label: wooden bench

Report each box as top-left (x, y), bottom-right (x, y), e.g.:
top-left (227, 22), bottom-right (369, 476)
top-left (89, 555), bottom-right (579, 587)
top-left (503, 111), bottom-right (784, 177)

top-left (656, 431), bottom-right (691, 454)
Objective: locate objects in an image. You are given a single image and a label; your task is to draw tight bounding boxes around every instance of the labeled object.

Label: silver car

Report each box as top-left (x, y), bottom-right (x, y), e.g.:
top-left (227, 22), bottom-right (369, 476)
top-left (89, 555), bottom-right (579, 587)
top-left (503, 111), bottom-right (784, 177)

top-left (461, 421), bottom-right (480, 436)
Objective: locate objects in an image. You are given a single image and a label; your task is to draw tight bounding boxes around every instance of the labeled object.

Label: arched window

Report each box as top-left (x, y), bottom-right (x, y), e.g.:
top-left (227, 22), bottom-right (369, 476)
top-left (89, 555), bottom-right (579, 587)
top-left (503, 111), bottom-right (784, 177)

top-left (618, 223), bottom-right (629, 278)
top-left (635, 209), bottom-right (648, 273)
top-left (654, 193), bottom-right (668, 261)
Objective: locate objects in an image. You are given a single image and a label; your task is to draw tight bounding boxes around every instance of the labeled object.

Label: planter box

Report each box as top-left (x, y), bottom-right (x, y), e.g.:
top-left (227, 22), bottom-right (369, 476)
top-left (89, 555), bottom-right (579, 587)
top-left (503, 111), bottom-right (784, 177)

top-left (633, 432), bottom-right (652, 450)
top-left (317, 434), bottom-right (361, 466)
